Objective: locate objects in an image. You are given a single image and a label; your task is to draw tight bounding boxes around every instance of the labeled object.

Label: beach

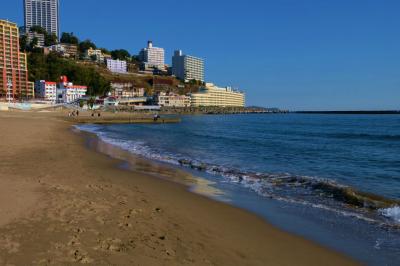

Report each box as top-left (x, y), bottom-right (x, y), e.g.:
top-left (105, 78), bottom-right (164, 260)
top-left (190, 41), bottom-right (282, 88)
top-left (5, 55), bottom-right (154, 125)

top-left (0, 110), bottom-right (356, 265)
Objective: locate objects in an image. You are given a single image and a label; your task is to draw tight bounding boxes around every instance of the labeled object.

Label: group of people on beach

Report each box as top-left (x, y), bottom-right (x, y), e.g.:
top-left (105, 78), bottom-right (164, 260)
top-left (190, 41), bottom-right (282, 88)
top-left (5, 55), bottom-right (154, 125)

top-left (67, 110), bottom-right (102, 117)
top-left (68, 110), bottom-right (79, 117)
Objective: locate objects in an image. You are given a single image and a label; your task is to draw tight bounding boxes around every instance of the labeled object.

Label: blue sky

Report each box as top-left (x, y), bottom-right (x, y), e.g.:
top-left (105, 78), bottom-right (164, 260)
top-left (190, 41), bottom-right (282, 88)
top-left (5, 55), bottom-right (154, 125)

top-left (2, 0), bottom-right (400, 110)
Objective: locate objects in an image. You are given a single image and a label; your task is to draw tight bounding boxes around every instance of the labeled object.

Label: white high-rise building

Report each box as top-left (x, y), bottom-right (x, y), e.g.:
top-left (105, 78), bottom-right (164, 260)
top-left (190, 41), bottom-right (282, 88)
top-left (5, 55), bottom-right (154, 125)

top-left (139, 41), bottom-right (165, 67)
top-left (24, 0), bottom-right (60, 37)
top-left (172, 50), bottom-right (204, 82)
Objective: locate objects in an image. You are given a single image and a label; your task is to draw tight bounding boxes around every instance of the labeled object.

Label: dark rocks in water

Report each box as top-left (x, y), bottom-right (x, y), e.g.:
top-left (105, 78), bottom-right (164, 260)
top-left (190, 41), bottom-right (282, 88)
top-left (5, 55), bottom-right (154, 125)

top-left (210, 166), bottom-right (222, 173)
top-left (311, 182), bottom-right (399, 210)
top-left (190, 163), bottom-right (207, 171)
top-left (178, 159), bottom-right (208, 171)
top-left (178, 159), bottom-right (191, 166)
top-left (177, 157), bottom-right (400, 213)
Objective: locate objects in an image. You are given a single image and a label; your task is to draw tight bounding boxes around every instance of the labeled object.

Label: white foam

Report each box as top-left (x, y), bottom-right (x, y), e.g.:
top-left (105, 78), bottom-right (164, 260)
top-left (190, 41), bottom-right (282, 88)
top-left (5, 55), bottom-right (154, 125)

top-left (380, 206), bottom-right (400, 223)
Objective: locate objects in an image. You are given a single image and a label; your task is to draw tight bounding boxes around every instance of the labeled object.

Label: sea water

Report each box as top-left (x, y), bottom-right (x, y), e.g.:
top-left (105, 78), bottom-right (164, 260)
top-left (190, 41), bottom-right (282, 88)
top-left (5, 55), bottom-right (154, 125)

top-left (77, 114), bottom-right (400, 265)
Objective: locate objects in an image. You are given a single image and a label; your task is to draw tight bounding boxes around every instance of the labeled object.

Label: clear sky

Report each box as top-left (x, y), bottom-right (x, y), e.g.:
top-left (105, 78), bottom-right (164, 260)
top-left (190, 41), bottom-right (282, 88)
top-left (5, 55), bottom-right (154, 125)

top-left (2, 0), bottom-right (400, 110)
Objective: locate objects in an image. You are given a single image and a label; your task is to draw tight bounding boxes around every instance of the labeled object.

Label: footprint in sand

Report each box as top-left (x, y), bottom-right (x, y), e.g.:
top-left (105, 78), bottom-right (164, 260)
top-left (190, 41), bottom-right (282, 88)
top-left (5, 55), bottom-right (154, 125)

top-left (95, 238), bottom-right (132, 253)
top-left (0, 236), bottom-right (20, 254)
top-left (71, 249), bottom-right (93, 264)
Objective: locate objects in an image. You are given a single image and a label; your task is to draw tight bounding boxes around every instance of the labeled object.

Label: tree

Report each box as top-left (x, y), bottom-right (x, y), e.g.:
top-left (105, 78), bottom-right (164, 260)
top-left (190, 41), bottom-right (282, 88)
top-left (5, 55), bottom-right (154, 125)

top-left (90, 55), bottom-right (97, 62)
top-left (99, 48), bottom-right (110, 54)
top-left (88, 97), bottom-right (95, 109)
top-left (60, 32), bottom-right (79, 44)
top-left (111, 49), bottom-right (130, 60)
top-left (45, 33), bottom-right (58, 46)
top-left (27, 26), bottom-right (58, 47)
top-left (29, 37), bottom-right (39, 49)
top-left (19, 35), bottom-right (28, 52)
top-left (29, 25), bottom-right (46, 34)
top-left (79, 39), bottom-right (97, 53)
top-left (131, 55), bottom-right (140, 61)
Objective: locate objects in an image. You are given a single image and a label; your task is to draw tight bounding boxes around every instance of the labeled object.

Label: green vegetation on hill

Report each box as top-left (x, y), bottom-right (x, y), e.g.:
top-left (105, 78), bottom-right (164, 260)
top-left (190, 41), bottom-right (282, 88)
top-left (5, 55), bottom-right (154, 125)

top-left (60, 32), bottom-right (79, 45)
top-left (28, 51), bottom-right (110, 96)
top-left (20, 26), bottom-right (58, 52)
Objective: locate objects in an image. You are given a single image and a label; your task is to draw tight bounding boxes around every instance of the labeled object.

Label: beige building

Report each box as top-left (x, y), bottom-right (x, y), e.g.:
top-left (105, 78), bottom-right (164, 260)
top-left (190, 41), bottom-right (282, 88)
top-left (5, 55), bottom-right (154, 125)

top-left (158, 92), bottom-right (191, 107)
top-left (190, 83), bottom-right (245, 107)
top-left (85, 47), bottom-right (110, 63)
top-left (110, 82), bottom-right (145, 99)
top-left (47, 43), bottom-right (78, 58)
top-left (0, 20), bottom-right (34, 100)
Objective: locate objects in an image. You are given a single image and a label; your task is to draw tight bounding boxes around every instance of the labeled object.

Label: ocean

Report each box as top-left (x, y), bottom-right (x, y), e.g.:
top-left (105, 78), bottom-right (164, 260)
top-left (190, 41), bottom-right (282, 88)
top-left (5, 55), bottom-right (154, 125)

top-left (77, 114), bottom-right (400, 265)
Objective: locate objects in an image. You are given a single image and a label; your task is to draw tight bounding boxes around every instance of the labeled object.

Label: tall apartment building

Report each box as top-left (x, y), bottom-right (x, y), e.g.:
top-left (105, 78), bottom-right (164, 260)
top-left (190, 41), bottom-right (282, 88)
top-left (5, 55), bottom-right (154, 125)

top-left (0, 20), bottom-right (34, 100)
top-left (139, 41), bottom-right (165, 67)
top-left (172, 50), bottom-right (204, 82)
top-left (24, 0), bottom-right (60, 37)
top-left (190, 83), bottom-right (245, 107)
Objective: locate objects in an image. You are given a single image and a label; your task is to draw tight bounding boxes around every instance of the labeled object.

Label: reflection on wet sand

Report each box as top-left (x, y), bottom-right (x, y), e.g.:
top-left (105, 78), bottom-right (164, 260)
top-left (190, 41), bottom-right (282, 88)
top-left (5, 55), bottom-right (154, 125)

top-left (86, 133), bottom-right (226, 199)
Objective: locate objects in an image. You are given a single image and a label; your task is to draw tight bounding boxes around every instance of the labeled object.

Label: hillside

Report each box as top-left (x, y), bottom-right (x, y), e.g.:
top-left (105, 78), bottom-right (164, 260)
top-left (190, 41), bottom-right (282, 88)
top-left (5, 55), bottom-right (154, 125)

top-left (27, 50), bottom-right (202, 97)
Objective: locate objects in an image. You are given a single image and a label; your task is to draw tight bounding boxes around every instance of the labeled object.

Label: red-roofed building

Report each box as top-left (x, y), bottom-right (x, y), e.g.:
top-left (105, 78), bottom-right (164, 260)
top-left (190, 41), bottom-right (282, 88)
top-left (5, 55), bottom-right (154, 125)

top-left (57, 76), bottom-right (87, 103)
top-left (35, 80), bottom-right (57, 102)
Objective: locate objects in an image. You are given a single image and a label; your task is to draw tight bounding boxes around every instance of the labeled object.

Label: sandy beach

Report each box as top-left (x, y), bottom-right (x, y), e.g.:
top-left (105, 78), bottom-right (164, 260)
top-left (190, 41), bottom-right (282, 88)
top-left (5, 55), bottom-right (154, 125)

top-left (0, 110), bottom-right (357, 265)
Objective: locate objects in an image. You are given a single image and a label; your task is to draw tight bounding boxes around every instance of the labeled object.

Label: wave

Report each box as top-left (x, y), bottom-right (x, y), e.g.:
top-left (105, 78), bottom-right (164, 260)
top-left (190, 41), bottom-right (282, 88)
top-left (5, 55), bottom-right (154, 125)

top-left (329, 133), bottom-right (400, 141)
top-left (75, 124), bottom-right (400, 227)
top-left (190, 130), bottom-right (400, 143)
top-left (380, 207), bottom-right (400, 223)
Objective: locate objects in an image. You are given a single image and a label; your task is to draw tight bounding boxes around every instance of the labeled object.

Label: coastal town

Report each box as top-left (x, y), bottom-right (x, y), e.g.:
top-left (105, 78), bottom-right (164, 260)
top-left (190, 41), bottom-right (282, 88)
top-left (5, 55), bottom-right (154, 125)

top-left (0, 1), bottom-right (258, 113)
top-left (1, 1), bottom-right (398, 266)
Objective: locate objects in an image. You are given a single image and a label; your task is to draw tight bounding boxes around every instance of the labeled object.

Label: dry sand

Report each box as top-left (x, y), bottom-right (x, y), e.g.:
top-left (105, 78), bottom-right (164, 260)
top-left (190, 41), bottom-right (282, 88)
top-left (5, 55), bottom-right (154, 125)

top-left (0, 110), bottom-right (358, 265)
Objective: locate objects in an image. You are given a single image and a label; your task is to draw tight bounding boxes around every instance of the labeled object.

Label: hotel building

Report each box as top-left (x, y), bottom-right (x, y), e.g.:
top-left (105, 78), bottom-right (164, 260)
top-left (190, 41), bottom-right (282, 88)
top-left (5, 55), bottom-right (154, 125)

top-left (85, 48), bottom-right (111, 63)
top-left (157, 92), bottom-right (191, 108)
top-left (56, 76), bottom-right (87, 103)
top-left (110, 82), bottom-right (145, 99)
top-left (139, 41), bottom-right (165, 67)
top-left (24, 0), bottom-right (60, 37)
top-left (0, 20), bottom-right (34, 100)
top-left (106, 59), bottom-right (127, 74)
top-left (172, 50), bottom-right (204, 82)
top-left (190, 83), bottom-right (245, 107)
top-left (35, 80), bottom-right (57, 102)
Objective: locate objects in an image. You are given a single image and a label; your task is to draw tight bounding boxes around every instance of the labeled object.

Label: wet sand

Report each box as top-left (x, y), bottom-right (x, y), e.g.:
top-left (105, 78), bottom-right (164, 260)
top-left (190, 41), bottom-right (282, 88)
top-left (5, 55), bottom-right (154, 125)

top-left (0, 110), bottom-right (358, 265)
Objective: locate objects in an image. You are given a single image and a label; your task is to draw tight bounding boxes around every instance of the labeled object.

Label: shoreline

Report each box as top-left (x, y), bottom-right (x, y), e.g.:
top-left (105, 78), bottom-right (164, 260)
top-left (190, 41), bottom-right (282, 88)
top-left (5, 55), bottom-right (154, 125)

top-left (0, 110), bottom-right (357, 265)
